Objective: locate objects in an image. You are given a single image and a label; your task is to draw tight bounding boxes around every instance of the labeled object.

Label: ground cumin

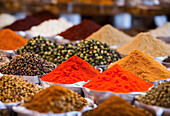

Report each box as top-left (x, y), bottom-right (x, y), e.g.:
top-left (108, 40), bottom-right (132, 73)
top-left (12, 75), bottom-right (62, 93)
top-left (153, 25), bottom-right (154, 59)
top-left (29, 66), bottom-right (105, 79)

top-left (83, 96), bottom-right (151, 116)
top-left (109, 49), bottom-right (170, 81)
top-left (0, 29), bottom-right (27, 50)
top-left (25, 85), bottom-right (87, 113)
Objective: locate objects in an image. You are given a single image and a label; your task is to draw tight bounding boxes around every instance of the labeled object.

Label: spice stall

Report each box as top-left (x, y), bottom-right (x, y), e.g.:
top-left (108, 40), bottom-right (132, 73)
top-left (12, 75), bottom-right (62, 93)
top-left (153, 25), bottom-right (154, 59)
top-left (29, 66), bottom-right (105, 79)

top-left (0, 0), bottom-right (170, 116)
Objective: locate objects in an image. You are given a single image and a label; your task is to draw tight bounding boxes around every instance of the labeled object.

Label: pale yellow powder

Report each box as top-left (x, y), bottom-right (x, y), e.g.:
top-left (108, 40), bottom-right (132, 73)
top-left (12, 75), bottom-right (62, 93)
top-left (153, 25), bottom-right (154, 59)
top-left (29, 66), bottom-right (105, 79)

top-left (86, 24), bottom-right (132, 46)
top-left (117, 32), bottom-right (170, 57)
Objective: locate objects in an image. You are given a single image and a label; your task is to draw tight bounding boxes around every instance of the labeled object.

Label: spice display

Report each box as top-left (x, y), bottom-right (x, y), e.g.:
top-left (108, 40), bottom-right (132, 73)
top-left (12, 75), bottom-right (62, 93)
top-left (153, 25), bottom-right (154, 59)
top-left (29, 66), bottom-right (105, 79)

top-left (109, 49), bottom-right (170, 81)
top-left (59, 19), bottom-right (101, 41)
top-left (117, 32), bottom-right (170, 57)
top-left (0, 53), bottom-right (55, 76)
top-left (139, 81), bottom-right (170, 108)
top-left (0, 75), bottom-right (42, 103)
top-left (163, 56), bottom-right (170, 63)
top-left (16, 36), bottom-right (58, 63)
top-left (149, 22), bottom-right (170, 37)
top-left (86, 24), bottom-right (132, 46)
top-left (84, 64), bottom-right (153, 93)
top-left (0, 53), bottom-right (10, 65)
top-left (0, 29), bottom-right (27, 50)
top-left (4, 16), bottom-right (41, 31)
top-left (32, 10), bottom-right (58, 22)
top-left (41, 55), bottom-right (99, 84)
top-left (84, 96), bottom-right (152, 116)
top-left (0, 13), bottom-right (16, 28)
top-left (29, 18), bottom-right (73, 37)
top-left (76, 40), bottom-right (121, 66)
top-left (25, 85), bottom-right (87, 113)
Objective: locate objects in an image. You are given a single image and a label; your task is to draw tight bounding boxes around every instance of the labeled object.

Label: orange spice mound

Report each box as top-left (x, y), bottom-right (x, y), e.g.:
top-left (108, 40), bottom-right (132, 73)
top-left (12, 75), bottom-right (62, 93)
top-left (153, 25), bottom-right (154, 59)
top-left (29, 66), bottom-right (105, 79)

top-left (84, 64), bottom-right (153, 93)
top-left (109, 49), bottom-right (170, 81)
top-left (0, 29), bottom-right (27, 50)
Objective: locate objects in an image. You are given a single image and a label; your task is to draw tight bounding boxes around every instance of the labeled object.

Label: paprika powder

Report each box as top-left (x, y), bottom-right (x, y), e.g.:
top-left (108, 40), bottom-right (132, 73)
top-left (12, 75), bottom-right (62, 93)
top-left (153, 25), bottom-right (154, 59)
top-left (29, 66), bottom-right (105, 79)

top-left (84, 64), bottom-right (153, 93)
top-left (41, 55), bottom-right (100, 84)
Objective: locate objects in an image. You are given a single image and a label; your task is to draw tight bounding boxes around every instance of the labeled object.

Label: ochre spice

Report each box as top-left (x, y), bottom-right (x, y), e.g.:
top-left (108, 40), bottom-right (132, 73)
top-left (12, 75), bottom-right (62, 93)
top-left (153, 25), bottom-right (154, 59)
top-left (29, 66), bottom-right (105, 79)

top-left (41, 55), bottom-right (100, 84)
top-left (84, 64), bottom-right (153, 93)
top-left (25, 85), bottom-right (87, 113)
top-left (84, 96), bottom-right (152, 116)
top-left (109, 49), bottom-right (170, 81)
top-left (0, 29), bottom-right (27, 50)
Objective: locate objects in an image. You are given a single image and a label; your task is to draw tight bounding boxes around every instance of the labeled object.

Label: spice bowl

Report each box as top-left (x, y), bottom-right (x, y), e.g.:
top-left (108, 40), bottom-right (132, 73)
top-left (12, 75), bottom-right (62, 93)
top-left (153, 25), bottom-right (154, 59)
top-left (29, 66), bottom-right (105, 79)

top-left (0, 50), bottom-right (15, 58)
top-left (95, 65), bottom-right (108, 72)
top-left (149, 78), bottom-right (170, 86)
top-left (134, 100), bottom-right (170, 116)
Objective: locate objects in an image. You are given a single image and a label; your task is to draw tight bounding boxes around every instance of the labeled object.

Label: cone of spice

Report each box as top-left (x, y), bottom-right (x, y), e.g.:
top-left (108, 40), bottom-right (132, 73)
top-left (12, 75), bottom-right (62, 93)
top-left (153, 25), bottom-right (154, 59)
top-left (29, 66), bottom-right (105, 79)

top-left (84, 64), bottom-right (153, 93)
top-left (24, 85), bottom-right (88, 113)
top-left (0, 53), bottom-right (55, 76)
top-left (41, 55), bottom-right (100, 84)
top-left (83, 96), bottom-right (152, 116)
top-left (0, 29), bottom-right (27, 50)
top-left (109, 49), bottom-right (170, 81)
top-left (0, 75), bottom-right (42, 103)
top-left (59, 19), bottom-right (101, 41)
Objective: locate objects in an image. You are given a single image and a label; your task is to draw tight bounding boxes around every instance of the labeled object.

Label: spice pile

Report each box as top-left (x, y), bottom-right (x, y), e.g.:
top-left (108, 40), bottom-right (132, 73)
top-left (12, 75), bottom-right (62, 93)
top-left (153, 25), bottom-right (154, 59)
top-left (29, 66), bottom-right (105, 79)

top-left (75, 40), bottom-right (121, 66)
top-left (5, 16), bottom-right (41, 31)
top-left (0, 29), bottom-right (27, 50)
top-left (0, 13), bottom-right (16, 28)
top-left (139, 81), bottom-right (170, 108)
top-left (59, 19), bottom-right (101, 41)
top-left (28, 18), bottom-right (73, 37)
top-left (84, 64), bottom-right (153, 93)
top-left (86, 24), bottom-right (132, 46)
top-left (84, 96), bottom-right (151, 116)
top-left (117, 32), bottom-right (170, 57)
top-left (0, 53), bottom-right (10, 65)
top-left (16, 36), bottom-right (58, 63)
top-left (0, 53), bottom-right (55, 76)
top-left (149, 22), bottom-right (170, 37)
top-left (41, 55), bottom-right (99, 84)
top-left (109, 49), bottom-right (170, 81)
top-left (0, 75), bottom-right (42, 103)
top-left (25, 85), bottom-right (87, 113)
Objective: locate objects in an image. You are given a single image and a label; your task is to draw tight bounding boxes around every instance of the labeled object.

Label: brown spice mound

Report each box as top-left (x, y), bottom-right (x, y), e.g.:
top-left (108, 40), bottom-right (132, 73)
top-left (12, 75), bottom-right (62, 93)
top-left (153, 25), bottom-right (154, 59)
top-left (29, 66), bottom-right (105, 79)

top-left (109, 49), bottom-right (170, 81)
top-left (25, 85), bottom-right (88, 113)
top-left (59, 19), bottom-right (101, 41)
top-left (0, 29), bottom-right (27, 50)
top-left (117, 32), bottom-right (170, 57)
top-left (86, 24), bottom-right (132, 46)
top-left (84, 96), bottom-right (151, 116)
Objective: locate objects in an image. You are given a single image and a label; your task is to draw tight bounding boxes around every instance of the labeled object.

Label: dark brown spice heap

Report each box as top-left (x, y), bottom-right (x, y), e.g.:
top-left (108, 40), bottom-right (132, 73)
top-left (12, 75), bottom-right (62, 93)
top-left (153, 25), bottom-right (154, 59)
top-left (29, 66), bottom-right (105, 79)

top-left (0, 53), bottom-right (55, 76)
top-left (25, 85), bottom-right (88, 113)
top-left (84, 96), bottom-right (152, 116)
top-left (59, 19), bottom-right (101, 41)
top-left (0, 75), bottom-right (42, 103)
top-left (4, 16), bottom-right (41, 31)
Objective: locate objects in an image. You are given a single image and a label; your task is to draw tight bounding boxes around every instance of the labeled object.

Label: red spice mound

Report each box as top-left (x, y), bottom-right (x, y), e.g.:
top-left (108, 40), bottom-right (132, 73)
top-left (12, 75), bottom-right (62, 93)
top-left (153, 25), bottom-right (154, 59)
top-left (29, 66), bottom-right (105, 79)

top-left (41, 55), bottom-right (100, 84)
top-left (59, 19), bottom-right (101, 41)
top-left (0, 29), bottom-right (27, 50)
top-left (5, 16), bottom-right (41, 31)
top-left (84, 64), bottom-right (153, 93)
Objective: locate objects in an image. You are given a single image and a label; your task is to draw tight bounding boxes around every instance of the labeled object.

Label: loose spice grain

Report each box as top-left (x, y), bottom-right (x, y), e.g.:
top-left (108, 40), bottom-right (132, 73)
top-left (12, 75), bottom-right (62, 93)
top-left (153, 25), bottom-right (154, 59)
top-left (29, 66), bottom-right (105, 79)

top-left (109, 49), bottom-right (170, 81)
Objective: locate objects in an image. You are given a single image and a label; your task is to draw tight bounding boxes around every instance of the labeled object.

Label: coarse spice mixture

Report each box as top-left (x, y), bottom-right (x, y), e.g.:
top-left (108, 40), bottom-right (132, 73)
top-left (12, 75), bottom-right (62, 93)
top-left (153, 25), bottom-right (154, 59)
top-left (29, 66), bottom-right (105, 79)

top-left (0, 53), bottom-right (55, 76)
top-left (86, 24), bottom-right (132, 46)
top-left (0, 29), bottom-right (27, 50)
top-left (139, 81), bottom-right (170, 108)
top-left (25, 85), bottom-right (88, 113)
top-left (117, 32), bottom-right (170, 57)
top-left (0, 75), bottom-right (42, 103)
top-left (84, 64), bottom-right (153, 93)
top-left (109, 49), bottom-right (170, 81)
top-left (59, 19), bottom-right (101, 41)
top-left (41, 55), bottom-right (99, 84)
top-left (83, 96), bottom-right (152, 116)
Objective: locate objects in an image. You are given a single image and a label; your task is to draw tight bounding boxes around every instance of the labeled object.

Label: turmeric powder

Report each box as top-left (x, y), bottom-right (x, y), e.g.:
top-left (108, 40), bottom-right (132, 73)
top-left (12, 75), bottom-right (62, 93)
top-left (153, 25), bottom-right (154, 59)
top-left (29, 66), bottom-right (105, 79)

top-left (109, 49), bottom-right (170, 81)
top-left (0, 29), bottom-right (27, 50)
